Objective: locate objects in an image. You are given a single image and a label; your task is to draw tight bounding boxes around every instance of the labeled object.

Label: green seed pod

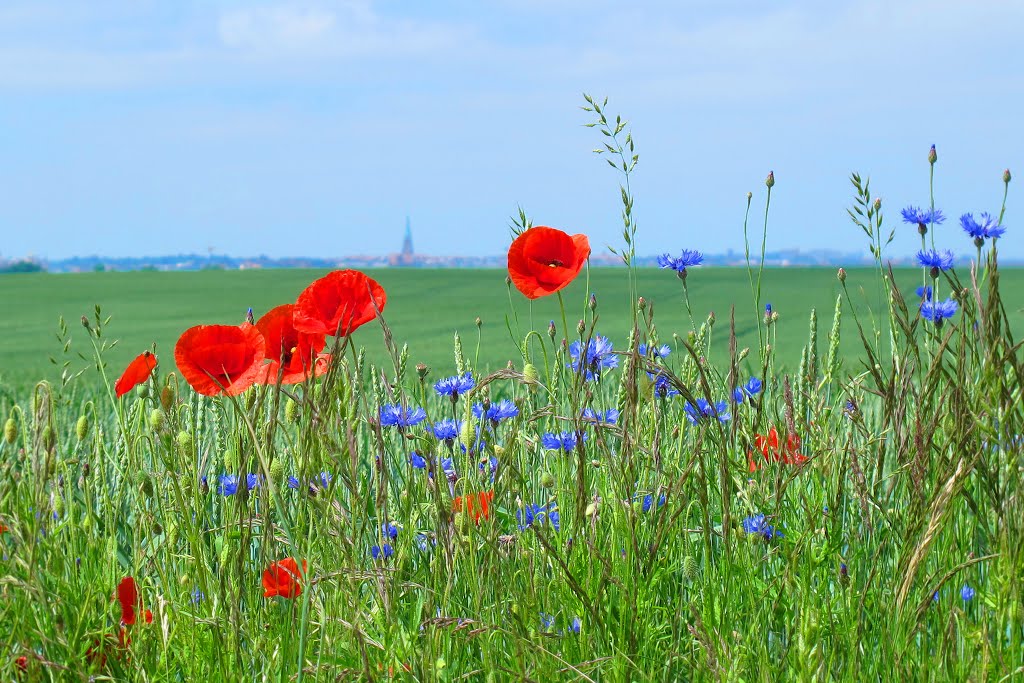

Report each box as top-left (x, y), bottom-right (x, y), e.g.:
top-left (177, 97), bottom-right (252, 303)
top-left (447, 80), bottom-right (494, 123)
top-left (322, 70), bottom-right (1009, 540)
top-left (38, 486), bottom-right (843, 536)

top-left (4, 417), bottom-right (17, 444)
top-left (160, 384), bottom-right (176, 411)
top-left (522, 363), bottom-right (540, 385)
top-left (682, 555), bottom-right (699, 581)
top-left (540, 472), bottom-right (555, 488)
top-left (135, 383), bottom-right (150, 399)
top-left (284, 398), bottom-right (298, 423)
top-left (75, 415), bottom-right (89, 442)
top-left (149, 409), bottom-right (165, 431)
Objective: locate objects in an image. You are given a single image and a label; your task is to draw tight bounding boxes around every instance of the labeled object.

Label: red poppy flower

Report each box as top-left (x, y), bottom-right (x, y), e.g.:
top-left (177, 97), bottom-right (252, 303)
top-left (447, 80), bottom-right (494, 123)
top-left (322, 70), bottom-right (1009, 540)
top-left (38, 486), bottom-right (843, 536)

top-left (507, 226), bottom-right (591, 300)
top-left (254, 304), bottom-right (330, 385)
top-left (114, 351), bottom-right (158, 398)
top-left (115, 576), bottom-right (153, 627)
top-left (293, 270), bottom-right (386, 337)
top-left (748, 426), bottom-right (807, 472)
top-left (262, 557), bottom-right (307, 599)
top-left (452, 490), bottom-right (495, 523)
top-left (15, 655), bottom-right (27, 672)
top-left (174, 323), bottom-right (266, 396)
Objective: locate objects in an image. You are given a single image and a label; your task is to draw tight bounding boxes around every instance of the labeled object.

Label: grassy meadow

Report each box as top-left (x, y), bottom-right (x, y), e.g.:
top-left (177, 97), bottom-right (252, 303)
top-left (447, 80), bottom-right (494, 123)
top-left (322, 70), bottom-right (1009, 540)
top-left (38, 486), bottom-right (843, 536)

top-left (5, 265), bottom-right (1022, 392)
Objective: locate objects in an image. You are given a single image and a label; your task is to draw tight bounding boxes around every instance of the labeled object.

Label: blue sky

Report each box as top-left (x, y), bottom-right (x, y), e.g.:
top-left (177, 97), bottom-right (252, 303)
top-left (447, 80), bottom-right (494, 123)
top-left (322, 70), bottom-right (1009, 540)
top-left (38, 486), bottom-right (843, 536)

top-left (1, 0), bottom-right (1021, 261)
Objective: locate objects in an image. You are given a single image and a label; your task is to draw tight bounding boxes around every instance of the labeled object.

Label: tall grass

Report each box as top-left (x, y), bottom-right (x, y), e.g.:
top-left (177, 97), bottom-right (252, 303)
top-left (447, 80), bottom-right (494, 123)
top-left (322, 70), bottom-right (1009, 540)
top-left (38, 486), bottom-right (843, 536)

top-left (0, 101), bottom-right (1021, 681)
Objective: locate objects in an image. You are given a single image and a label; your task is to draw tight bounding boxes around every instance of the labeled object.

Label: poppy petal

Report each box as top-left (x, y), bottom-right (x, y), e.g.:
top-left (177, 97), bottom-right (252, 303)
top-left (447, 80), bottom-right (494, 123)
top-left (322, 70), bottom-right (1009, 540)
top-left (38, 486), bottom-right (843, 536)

top-left (293, 270), bottom-right (386, 336)
top-left (116, 577), bottom-right (139, 626)
top-left (255, 304), bottom-right (330, 384)
top-left (114, 351), bottom-right (158, 398)
top-left (508, 227), bottom-right (590, 299)
top-left (174, 323), bottom-right (266, 396)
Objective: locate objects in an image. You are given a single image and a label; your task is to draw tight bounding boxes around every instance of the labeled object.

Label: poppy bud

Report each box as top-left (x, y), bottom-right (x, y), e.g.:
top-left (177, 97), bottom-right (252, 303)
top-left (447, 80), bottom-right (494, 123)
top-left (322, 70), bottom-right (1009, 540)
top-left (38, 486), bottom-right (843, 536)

top-left (928, 144), bottom-right (937, 165)
top-left (540, 472), bottom-right (555, 488)
top-left (176, 431), bottom-right (193, 454)
top-left (5, 417), bottom-right (18, 444)
top-left (135, 383), bottom-right (150, 399)
top-left (505, 276), bottom-right (512, 287)
top-left (708, 311), bottom-right (716, 326)
top-left (53, 496), bottom-right (65, 518)
top-left (837, 268), bottom-right (846, 283)
top-left (547, 321), bottom-right (557, 341)
top-left (269, 458), bottom-right (285, 485)
top-left (41, 425), bottom-right (55, 452)
top-left (765, 171), bottom-right (775, 188)
top-left (682, 555), bottom-right (699, 581)
top-left (160, 384), bottom-right (175, 411)
top-left (149, 409), bottom-right (165, 431)
top-left (522, 363), bottom-right (540, 385)
top-left (1004, 168), bottom-right (1012, 184)
top-left (75, 415), bottom-right (89, 442)
top-left (284, 398), bottom-right (298, 423)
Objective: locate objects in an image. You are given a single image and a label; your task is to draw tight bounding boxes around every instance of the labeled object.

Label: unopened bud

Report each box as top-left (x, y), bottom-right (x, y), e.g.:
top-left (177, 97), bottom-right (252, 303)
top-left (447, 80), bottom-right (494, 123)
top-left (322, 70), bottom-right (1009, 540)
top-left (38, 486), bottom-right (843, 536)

top-left (522, 363), bottom-right (540, 385)
top-left (746, 191), bottom-right (753, 201)
top-left (475, 316), bottom-right (482, 328)
top-left (3, 417), bottom-right (16, 444)
top-left (160, 384), bottom-right (175, 411)
top-left (577, 319), bottom-right (586, 336)
top-left (415, 363), bottom-right (429, 381)
top-left (708, 311), bottom-right (716, 325)
top-left (505, 275), bottom-right (513, 287)
top-left (1004, 168), bottom-right (1012, 184)
top-left (81, 315), bottom-right (90, 329)
top-left (771, 311), bottom-right (780, 323)
top-left (590, 459), bottom-right (601, 468)
top-left (176, 431), bottom-right (193, 453)
top-left (41, 425), bottom-right (55, 451)
top-left (460, 420), bottom-right (476, 452)
top-left (873, 197), bottom-right (881, 211)
top-left (637, 296), bottom-right (647, 311)
top-left (588, 294), bottom-right (597, 312)
top-left (765, 171), bottom-right (775, 188)
top-left (928, 144), bottom-right (937, 165)
top-left (269, 458), bottom-right (285, 485)
top-left (540, 472), bottom-right (555, 488)
top-left (149, 409), bottom-right (165, 431)
top-left (682, 555), bottom-right (699, 581)
top-left (246, 307), bottom-right (255, 324)
top-left (75, 415), bottom-right (89, 441)
top-left (837, 268), bottom-right (847, 283)
top-left (547, 321), bottom-right (557, 341)
top-left (738, 347), bottom-right (749, 361)
top-left (585, 502), bottom-right (598, 518)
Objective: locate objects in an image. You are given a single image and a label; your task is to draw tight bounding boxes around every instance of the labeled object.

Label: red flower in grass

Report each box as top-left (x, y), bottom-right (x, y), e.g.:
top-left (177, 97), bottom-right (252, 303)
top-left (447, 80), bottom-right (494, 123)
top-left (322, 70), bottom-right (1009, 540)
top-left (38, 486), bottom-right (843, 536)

top-left (263, 558), bottom-right (307, 599)
top-left (254, 304), bottom-right (330, 385)
top-left (15, 655), bottom-right (27, 673)
top-left (293, 270), bottom-right (386, 337)
top-left (507, 227), bottom-right (591, 300)
top-left (115, 576), bottom-right (153, 627)
top-left (114, 351), bottom-right (158, 398)
top-left (452, 490), bottom-right (495, 523)
top-left (748, 426), bottom-right (807, 472)
top-left (175, 323), bottom-right (266, 396)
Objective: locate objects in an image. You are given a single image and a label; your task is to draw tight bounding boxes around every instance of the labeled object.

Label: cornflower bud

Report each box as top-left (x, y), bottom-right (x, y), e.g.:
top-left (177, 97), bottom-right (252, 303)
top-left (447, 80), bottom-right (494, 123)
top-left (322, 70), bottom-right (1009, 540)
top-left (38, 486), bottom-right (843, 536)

top-left (81, 315), bottom-right (90, 329)
top-left (475, 316), bottom-right (482, 328)
top-left (837, 267), bottom-right (846, 283)
top-left (284, 398), bottom-right (299, 423)
top-left (746, 191), bottom-right (753, 201)
top-left (577, 319), bottom-right (586, 336)
top-left (588, 294), bottom-right (597, 312)
top-left (928, 144), bottom-right (937, 165)
top-left (1004, 168), bottom-right (1012, 184)
top-left (873, 197), bottom-right (881, 211)
top-left (415, 363), bottom-right (429, 381)
top-left (637, 296), bottom-right (647, 311)
top-left (547, 321), bottom-right (557, 341)
top-left (765, 171), bottom-right (775, 188)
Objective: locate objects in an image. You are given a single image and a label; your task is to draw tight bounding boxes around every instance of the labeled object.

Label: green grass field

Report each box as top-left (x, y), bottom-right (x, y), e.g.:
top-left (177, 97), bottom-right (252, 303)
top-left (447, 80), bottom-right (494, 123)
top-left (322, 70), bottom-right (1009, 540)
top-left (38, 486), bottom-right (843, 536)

top-left (4, 266), bottom-right (1020, 391)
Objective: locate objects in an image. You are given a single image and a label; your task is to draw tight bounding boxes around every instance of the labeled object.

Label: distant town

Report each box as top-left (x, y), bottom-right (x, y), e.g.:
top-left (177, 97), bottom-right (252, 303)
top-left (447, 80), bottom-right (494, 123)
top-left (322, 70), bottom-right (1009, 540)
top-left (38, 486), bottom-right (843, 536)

top-left (0, 219), bottom-right (1008, 273)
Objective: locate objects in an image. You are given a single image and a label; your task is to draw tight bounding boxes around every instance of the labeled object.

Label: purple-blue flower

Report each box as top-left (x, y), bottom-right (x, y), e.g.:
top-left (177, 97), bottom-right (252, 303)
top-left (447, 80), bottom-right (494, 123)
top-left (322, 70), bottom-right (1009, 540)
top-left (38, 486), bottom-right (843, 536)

top-left (218, 473), bottom-right (259, 496)
top-left (542, 431), bottom-right (583, 453)
top-left (434, 372), bottom-right (474, 400)
top-left (581, 407), bottom-right (619, 424)
top-left (409, 452), bottom-right (427, 469)
top-left (742, 513), bottom-right (783, 540)
top-left (915, 285), bottom-right (933, 301)
top-left (431, 418), bottom-right (462, 443)
top-left (382, 521), bottom-right (400, 539)
top-left (650, 372), bottom-right (679, 399)
top-left (961, 584), bottom-right (975, 601)
top-left (961, 212), bottom-right (1005, 241)
top-left (920, 298), bottom-right (959, 325)
top-left (657, 249), bottom-right (704, 276)
top-left (379, 404), bottom-right (426, 429)
top-left (917, 249), bottom-right (954, 272)
top-left (517, 502), bottom-right (560, 531)
top-left (472, 399), bottom-right (519, 424)
top-left (684, 399), bottom-right (731, 425)
top-left (901, 206), bottom-right (946, 227)
top-left (637, 343), bottom-right (671, 358)
top-left (568, 335), bottom-right (618, 380)
top-left (371, 544), bottom-right (393, 560)
top-left (734, 377), bottom-right (763, 403)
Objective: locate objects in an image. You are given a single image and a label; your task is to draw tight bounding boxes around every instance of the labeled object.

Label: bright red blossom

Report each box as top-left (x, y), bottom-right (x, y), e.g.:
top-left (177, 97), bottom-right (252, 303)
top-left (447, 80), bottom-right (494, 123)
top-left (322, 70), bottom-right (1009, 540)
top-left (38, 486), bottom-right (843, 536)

top-left (748, 426), bottom-right (807, 472)
top-left (174, 323), bottom-right (266, 396)
top-left (507, 226), bottom-right (591, 300)
top-left (254, 304), bottom-right (330, 385)
top-left (452, 490), bottom-right (495, 523)
top-left (263, 558), bottom-right (307, 599)
top-left (115, 577), bottom-right (153, 627)
top-left (114, 351), bottom-right (158, 398)
top-left (293, 270), bottom-right (386, 337)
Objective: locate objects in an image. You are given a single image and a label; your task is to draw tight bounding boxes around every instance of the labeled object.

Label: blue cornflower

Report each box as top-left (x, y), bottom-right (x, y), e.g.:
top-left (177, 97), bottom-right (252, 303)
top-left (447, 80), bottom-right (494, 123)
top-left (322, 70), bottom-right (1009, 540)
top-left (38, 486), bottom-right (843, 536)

top-left (581, 407), bottom-right (619, 424)
top-left (734, 377), bottom-right (763, 403)
top-left (901, 206), bottom-right (946, 228)
top-left (920, 298), bottom-right (959, 326)
top-left (312, 472), bottom-right (331, 489)
top-left (540, 612), bottom-right (556, 630)
top-left (431, 418), bottom-right (462, 443)
top-left (650, 372), bottom-right (679, 399)
top-left (568, 617), bottom-right (582, 634)
top-left (765, 303), bottom-right (772, 315)
top-left (379, 404), bottom-right (426, 429)
top-left (517, 502), bottom-right (560, 532)
top-left (382, 521), bottom-right (400, 539)
top-left (657, 249), bottom-right (704, 278)
top-left (409, 452), bottom-right (427, 469)
top-left (472, 399), bottom-right (519, 424)
top-left (542, 431), bottom-right (583, 453)
top-left (287, 476), bottom-right (301, 489)
top-left (637, 493), bottom-right (666, 512)
top-left (916, 285), bottom-right (933, 301)
top-left (961, 584), bottom-right (975, 602)
top-left (434, 372), bottom-right (474, 400)
top-left (568, 335), bottom-right (618, 380)
top-left (191, 588), bottom-right (205, 604)
top-left (960, 212), bottom-right (1005, 241)
top-left (932, 591), bottom-right (940, 603)
top-left (637, 343), bottom-right (671, 358)
top-left (440, 457), bottom-right (456, 480)
top-left (684, 399), bottom-right (731, 425)
top-left (371, 544), bottom-right (393, 560)
top-left (218, 474), bottom-right (239, 496)
top-left (742, 513), bottom-right (783, 540)
top-left (917, 249), bottom-right (954, 274)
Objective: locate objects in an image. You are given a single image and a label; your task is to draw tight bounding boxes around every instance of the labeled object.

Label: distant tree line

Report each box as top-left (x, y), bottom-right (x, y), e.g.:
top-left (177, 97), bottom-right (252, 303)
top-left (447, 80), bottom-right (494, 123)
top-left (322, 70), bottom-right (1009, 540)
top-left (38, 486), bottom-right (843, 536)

top-left (0, 260), bottom-right (45, 274)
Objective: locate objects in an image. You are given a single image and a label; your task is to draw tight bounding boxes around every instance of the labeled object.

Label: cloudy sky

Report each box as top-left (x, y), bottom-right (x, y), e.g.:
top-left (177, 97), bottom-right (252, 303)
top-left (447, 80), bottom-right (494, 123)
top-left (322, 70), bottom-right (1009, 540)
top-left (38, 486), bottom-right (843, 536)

top-left (1, 0), bottom-right (1021, 261)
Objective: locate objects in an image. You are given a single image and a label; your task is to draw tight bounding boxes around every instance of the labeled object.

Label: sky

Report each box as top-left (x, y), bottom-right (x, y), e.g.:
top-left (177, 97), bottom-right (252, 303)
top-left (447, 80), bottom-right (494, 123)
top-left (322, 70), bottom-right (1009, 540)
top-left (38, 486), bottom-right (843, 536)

top-left (1, 0), bottom-right (1022, 261)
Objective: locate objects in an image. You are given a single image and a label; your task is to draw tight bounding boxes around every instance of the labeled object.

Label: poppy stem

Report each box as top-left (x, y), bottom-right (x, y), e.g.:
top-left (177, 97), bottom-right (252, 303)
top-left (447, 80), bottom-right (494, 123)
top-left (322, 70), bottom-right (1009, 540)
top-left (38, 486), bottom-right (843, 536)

top-left (556, 290), bottom-right (570, 349)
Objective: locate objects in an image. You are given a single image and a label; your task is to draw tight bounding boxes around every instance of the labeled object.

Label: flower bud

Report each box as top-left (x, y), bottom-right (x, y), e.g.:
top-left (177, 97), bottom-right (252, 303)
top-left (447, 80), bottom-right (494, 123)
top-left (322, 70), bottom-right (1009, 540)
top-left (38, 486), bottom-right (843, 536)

top-left (3, 417), bottom-right (16, 444)
top-left (505, 276), bottom-right (513, 287)
top-left (475, 316), bottom-right (482, 328)
top-left (637, 296), bottom-right (647, 311)
top-left (522, 363), bottom-right (540, 385)
top-left (585, 502), bottom-right (598, 518)
top-left (160, 384), bottom-right (175, 411)
top-left (284, 398), bottom-right (298, 423)
top-left (837, 268), bottom-right (846, 283)
top-left (415, 363), bottom-right (429, 381)
top-left (547, 321), bottom-right (557, 341)
top-left (682, 555), bottom-right (699, 581)
top-left (1004, 168), bottom-right (1012, 184)
top-left (269, 458), bottom-right (285, 485)
top-left (460, 420), bottom-right (476, 452)
top-left (928, 144), bottom-right (937, 165)
top-left (590, 459), bottom-right (601, 468)
top-left (577, 319), bottom-right (586, 336)
top-left (135, 383), bottom-right (150, 399)
top-left (540, 472), bottom-right (555, 488)
top-left (765, 171), bottom-right (775, 188)
top-left (746, 191), bottom-right (753, 201)
top-left (75, 415), bottom-right (89, 442)
top-left (246, 307), bottom-right (255, 325)
top-left (873, 197), bottom-right (881, 211)
top-left (149, 409), bottom-right (165, 431)
top-left (81, 315), bottom-right (90, 329)
top-left (41, 425), bottom-right (55, 451)
top-left (707, 311), bottom-right (716, 326)
top-left (588, 294), bottom-right (597, 312)
top-left (176, 431), bottom-right (193, 453)
top-left (771, 311), bottom-right (780, 323)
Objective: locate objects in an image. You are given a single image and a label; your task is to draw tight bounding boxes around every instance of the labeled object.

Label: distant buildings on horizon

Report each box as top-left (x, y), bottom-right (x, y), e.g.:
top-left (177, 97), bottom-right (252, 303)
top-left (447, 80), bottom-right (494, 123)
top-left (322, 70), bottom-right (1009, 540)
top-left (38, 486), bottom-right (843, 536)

top-left (0, 220), bottom-right (1013, 273)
